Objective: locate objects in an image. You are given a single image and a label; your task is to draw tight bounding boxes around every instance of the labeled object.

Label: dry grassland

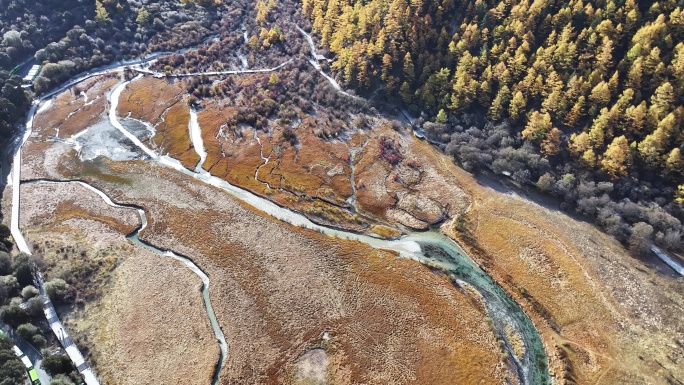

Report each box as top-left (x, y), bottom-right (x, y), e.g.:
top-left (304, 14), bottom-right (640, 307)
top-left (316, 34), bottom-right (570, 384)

top-left (45, 158), bottom-right (510, 384)
top-left (21, 140), bottom-right (78, 180)
top-left (19, 76), bottom-right (684, 385)
top-left (404, 138), bottom-right (684, 384)
top-left (259, 127), bottom-right (353, 205)
top-left (24, 102), bottom-right (684, 385)
top-left (18, 181), bottom-right (218, 385)
top-left (196, 103), bottom-right (370, 232)
top-left (32, 75), bottom-right (120, 140)
top-left (193, 101), bottom-right (470, 234)
top-left (198, 105), bottom-right (268, 191)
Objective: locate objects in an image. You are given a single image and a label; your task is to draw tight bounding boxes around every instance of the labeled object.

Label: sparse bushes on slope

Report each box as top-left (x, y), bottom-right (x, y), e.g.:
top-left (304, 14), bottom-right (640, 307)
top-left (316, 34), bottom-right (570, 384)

top-left (49, 374), bottom-right (76, 385)
top-left (44, 278), bottom-right (70, 303)
top-left (0, 302), bottom-right (30, 328)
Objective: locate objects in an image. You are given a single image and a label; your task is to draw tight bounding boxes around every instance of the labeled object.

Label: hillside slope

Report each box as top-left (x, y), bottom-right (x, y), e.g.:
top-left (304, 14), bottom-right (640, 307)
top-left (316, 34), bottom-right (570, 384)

top-left (300, 0), bottom-right (684, 251)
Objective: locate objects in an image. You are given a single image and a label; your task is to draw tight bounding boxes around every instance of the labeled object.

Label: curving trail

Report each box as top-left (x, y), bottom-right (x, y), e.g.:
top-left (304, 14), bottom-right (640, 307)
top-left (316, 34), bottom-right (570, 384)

top-left (37, 271), bottom-right (99, 385)
top-left (9, 102), bottom-right (37, 253)
top-left (295, 25), bottom-right (362, 99)
top-left (134, 59), bottom-right (293, 78)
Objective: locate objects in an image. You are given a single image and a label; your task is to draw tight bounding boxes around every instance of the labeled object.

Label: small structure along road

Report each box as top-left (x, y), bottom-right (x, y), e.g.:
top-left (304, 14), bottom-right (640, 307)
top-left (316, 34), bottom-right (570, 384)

top-left (0, 324), bottom-right (51, 385)
top-left (23, 64), bottom-right (41, 84)
top-left (34, 272), bottom-right (100, 385)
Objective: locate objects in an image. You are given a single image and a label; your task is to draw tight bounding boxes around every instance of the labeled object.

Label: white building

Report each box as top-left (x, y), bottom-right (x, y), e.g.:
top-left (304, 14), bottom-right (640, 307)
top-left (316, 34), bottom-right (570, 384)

top-left (23, 64), bottom-right (41, 83)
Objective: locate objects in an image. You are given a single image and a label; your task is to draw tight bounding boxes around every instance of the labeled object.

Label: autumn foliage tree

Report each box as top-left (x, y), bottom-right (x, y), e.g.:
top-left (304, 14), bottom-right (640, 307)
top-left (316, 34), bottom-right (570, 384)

top-left (303, 0), bottom-right (684, 186)
top-left (301, 0), bottom-right (684, 250)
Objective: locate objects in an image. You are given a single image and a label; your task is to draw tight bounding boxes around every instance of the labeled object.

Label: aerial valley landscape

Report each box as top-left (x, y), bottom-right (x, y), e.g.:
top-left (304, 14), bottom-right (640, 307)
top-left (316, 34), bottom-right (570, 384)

top-left (0, 0), bottom-right (682, 384)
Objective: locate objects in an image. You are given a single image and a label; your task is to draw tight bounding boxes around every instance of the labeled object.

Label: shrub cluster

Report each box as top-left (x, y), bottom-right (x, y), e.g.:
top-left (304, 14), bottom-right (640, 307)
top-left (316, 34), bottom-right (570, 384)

top-left (432, 115), bottom-right (682, 254)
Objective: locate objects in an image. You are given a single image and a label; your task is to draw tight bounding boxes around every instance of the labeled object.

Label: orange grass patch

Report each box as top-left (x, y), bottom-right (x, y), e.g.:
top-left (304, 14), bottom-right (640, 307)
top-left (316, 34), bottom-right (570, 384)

top-left (33, 75), bottom-right (119, 139)
top-left (19, 181), bottom-right (217, 385)
top-left (118, 77), bottom-right (199, 169)
top-left (140, 181), bottom-right (508, 384)
top-left (50, 157), bottom-right (506, 384)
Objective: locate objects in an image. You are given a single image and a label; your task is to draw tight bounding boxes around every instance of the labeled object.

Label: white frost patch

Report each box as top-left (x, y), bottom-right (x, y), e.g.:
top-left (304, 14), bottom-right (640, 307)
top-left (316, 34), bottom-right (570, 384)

top-left (108, 77), bottom-right (158, 159)
top-left (242, 23), bottom-right (249, 44)
top-left (188, 108), bottom-right (207, 173)
top-left (295, 349), bottom-right (329, 385)
top-left (238, 54), bottom-right (249, 69)
top-left (36, 99), bottom-right (53, 115)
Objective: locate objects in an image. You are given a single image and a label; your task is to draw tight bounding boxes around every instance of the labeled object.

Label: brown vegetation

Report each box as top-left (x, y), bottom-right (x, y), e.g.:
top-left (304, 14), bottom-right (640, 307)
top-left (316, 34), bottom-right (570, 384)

top-left (26, 145), bottom-right (509, 384)
top-left (18, 57), bottom-right (684, 385)
top-left (196, 102), bottom-right (371, 232)
top-left (198, 104), bottom-right (267, 191)
top-left (18, 181), bottom-right (218, 385)
top-left (408, 136), bottom-right (684, 384)
top-left (137, 166), bottom-right (511, 384)
top-left (258, 126), bottom-right (352, 205)
top-left (118, 77), bottom-right (199, 169)
top-left (352, 124), bottom-right (470, 229)
top-left (32, 75), bottom-right (120, 139)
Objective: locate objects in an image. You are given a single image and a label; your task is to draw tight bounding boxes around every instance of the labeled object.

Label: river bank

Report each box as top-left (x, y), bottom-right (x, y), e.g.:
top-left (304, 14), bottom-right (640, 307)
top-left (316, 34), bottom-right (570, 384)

top-left (13, 69), bottom-right (528, 378)
top-left (12, 179), bottom-right (219, 385)
top-left (5, 42), bottom-right (683, 385)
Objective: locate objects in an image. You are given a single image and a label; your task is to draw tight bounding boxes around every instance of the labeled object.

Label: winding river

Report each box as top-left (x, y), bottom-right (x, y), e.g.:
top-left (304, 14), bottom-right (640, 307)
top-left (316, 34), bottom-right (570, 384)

top-left (22, 178), bottom-right (228, 384)
top-left (7, 56), bottom-right (551, 384)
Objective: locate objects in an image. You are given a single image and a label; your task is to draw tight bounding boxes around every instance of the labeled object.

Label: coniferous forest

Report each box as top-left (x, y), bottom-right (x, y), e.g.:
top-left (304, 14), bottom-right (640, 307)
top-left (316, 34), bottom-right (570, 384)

top-left (300, 0), bottom-right (684, 251)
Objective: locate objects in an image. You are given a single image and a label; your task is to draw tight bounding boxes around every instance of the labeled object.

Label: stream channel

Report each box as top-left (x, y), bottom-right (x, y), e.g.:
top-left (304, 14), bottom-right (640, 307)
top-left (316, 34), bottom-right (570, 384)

top-left (9, 57), bottom-right (551, 384)
top-left (21, 178), bottom-right (228, 385)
